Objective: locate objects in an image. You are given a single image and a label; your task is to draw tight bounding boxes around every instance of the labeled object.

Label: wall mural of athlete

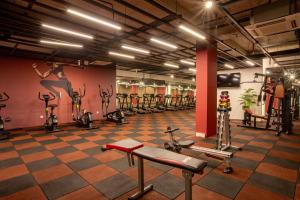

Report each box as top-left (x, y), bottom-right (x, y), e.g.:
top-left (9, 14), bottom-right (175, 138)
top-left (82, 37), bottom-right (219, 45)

top-left (32, 62), bottom-right (76, 98)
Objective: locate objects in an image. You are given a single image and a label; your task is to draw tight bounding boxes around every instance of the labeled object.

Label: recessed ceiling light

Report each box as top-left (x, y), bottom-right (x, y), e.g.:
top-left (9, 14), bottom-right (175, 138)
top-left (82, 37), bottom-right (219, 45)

top-left (170, 74), bottom-right (174, 78)
top-left (179, 25), bottom-right (206, 40)
top-left (121, 45), bottom-right (150, 54)
top-left (109, 51), bottom-right (135, 59)
top-left (192, 78), bottom-right (195, 82)
top-left (42, 23), bottom-right (93, 39)
top-left (150, 38), bottom-right (177, 49)
top-left (40, 40), bottom-right (83, 48)
top-left (245, 60), bottom-right (255, 66)
top-left (67, 9), bottom-right (121, 30)
top-left (164, 62), bottom-right (179, 68)
top-left (224, 63), bottom-right (234, 69)
top-left (188, 68), bottom-right (197, 72)
top-left (205, 1), bottom-right (213, 9)
top-left (180, 59), bottom-right (195, 66)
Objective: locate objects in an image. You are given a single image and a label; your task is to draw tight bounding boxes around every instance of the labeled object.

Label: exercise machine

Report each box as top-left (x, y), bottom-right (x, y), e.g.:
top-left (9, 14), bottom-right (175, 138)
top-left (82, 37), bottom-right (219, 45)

top-left (0, 92), bottom-right (10, 140)
top-left (164, 92), bottom-right (239, 173)
top-left (70, 85), bottom-right (96, 129)
top-left (129, 93), bottom-right (147, 114)
top-left (141, 94), bottom-right (153, 113)
top-left (102, 139), bottom-right (207, 200)
top-left (38, 92), bottom-right (59, 133)
top-left (164, 95), bottom-right (177, 111)
top-left (99, 85), bottom-right (127, 125)
top-left (116, 93), bottom-right (135, 116)
top-left (154, 94), bottom-right (166, 111)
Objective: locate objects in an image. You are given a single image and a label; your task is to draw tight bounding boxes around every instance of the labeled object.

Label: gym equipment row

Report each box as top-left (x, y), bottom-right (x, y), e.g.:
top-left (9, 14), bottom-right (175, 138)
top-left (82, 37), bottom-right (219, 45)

top-left (0, 92), bottom-right (10, 140)
top-left (102, 139), bottom-right (207, 200)
top-left (241, 73), bottom-right (296, 136)
top-left (163, 91), bottom-right (241, 173)
top-left (115, 93), bottom-right (196, 115)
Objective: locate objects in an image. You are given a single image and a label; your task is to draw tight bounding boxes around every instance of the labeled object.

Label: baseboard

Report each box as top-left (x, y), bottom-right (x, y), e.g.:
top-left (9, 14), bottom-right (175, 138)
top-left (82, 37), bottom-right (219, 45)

top-left (196, 132), bottom-right (206, 138)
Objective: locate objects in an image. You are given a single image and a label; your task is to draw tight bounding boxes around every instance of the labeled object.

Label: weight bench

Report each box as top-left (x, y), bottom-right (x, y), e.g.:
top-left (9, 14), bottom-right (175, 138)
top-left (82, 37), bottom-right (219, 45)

top-left (102, 139), bottom-right (207, 200)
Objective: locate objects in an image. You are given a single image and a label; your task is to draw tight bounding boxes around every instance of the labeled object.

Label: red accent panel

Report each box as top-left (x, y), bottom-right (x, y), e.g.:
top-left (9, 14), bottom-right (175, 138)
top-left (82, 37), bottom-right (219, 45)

top-left (196, 46), bottom-right (217, 137)
top-left (105, 143), bottom-right (144, 153)
top-left (131, 85), bottom-right (137, 93)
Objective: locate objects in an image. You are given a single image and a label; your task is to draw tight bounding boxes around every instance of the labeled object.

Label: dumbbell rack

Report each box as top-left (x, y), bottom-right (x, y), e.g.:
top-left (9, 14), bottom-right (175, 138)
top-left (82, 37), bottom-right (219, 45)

top-left (217, 107), bottom-right (241, 151)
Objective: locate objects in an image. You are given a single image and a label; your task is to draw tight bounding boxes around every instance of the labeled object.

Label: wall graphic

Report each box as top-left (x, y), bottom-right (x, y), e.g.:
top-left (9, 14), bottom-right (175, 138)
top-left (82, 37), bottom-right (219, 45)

top-left (0, 57), bottom-right (116, 129)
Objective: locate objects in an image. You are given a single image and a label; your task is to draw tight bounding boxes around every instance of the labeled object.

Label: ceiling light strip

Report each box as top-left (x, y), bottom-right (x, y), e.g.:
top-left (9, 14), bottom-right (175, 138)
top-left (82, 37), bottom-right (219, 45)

top-left (40, 40), bottom-right (83, 48)
top-left (42, 24), bottom-right (93, 39)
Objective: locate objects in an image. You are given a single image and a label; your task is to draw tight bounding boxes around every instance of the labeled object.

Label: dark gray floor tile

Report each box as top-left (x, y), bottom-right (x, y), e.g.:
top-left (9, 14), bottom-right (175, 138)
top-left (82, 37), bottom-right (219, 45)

top-left (0, 146), bottom-right (15, 153)
top-left (51, 146), bottom-right (77, 155)
top-left (231, 138), bottom-right (249, 144)
top-left (0, 174), bottom-right (36, 197)
top-left (243, 145), bottom-right (269, 154)
top-left (68, 157), bottom-right (101, 171)
top-left (264, 156), bottom-right (299, 170)
top-left (83, 146), bottom-right (104, 155)
top-left (249, 172), bottom-right (295, 198)
top-left (94, 173), bottom-right (137, 199)
top-left (39, 138), bottom-right (62, 145)
top-left (94, 138), bottom-right (115, 146)
top-left (254, 138), bottom-right (276, 144)
top-left (0, 157), bottom-right (23, 169)
top-left (41, 173), bottom-right (88, 200)
top-left (79, 132), bottom-right (97, 137)
top-left (17, 146), bottom-right (46, 155)
top-left (12, 138), bottom-right (35, 145)
top-left (197, 172), bottom-right (243, 198)
top-left (68, 138), bottom-right (88, 145)
top-left (150, 173), bottom-right (185, 199)
top-left (231, 156), bottom-right (259, 170)
top-left (107, 157), bottom-right (131, 172)
top-left (27, 157), bottom-right (61, 172)
top-left (273, 145), bottom-right (300, 154)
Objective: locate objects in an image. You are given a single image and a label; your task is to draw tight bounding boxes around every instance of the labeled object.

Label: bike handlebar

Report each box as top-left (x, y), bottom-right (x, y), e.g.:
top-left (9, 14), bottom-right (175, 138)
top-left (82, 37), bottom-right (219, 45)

top-left (38, 92), bottom-right (56, 101)
top-left (164, 127), bottom-right (179, 133)
top-left (0, 92), bottom-right (9, 102)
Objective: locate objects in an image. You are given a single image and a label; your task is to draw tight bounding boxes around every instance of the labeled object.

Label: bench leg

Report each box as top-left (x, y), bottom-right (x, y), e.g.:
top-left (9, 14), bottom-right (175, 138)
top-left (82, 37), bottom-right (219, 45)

top-left (182, 170), bottom-right (194, 200)
top-left (129, 157), bottom-right (153, 200)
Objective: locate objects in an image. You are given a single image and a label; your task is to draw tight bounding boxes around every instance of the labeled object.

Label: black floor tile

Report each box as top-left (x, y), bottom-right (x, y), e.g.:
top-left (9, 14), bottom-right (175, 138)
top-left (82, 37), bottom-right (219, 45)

top-left (231, 156), bottom-right (259, 170)
top-left (17, 146), bottom-right (46, 155)
top-left (51, 146), bottom-right (77, 155)
top-left (249, 172), bottom-right (295, 198)
top-left (0, 174), bottom-right (36, 197)
top-left (197, 172), bottom-right (243, 198)
top-left (94, 173), bottom-right (137, 199)
top-left (150, 173), bottom-right (185, 199)
top-left (27, 157), bottom-right (61, 172)
top-left (40, 173), bottom-right (88, 200)
top-left (78, 132), bottom-right (97, 137)
top-left (254, 138), bottom-right (276, 144)
top-left (0, 157), bottom-right (23, 169)
top-left (264, 156), bottom-right (299, 170)
top-left (231, 138), bottom-right (249, 144)
top-left (68, 157), bottom-right (101, 171)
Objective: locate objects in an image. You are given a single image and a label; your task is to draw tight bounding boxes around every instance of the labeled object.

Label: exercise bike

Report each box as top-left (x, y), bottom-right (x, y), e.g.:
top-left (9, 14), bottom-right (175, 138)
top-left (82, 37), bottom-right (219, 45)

top-left (0, 92), bottom-right (10, 140)
top-left (99, 85), bottom-right (127, 125)
top-left (70, 85), bottom-right (96, 129)
top-left (38, 92), bottom-right (59, 133)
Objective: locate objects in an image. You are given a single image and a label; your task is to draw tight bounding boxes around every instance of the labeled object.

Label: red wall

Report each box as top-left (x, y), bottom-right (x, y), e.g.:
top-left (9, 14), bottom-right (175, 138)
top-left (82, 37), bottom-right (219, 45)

top-left (0, 57), bottom-right (116, 129)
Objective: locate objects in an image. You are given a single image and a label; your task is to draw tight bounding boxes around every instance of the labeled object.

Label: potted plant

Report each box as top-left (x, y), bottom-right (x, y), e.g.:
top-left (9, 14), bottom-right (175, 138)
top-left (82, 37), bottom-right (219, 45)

top-left (239, 88), bottom-right (257, 110)
top-left (239, 88), bottom-right (257, 126)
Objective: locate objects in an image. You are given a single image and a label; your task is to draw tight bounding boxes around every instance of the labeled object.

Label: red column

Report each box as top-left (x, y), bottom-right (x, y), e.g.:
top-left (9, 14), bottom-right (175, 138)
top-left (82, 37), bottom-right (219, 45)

top-left (196, 45), bottom-right (217, 138)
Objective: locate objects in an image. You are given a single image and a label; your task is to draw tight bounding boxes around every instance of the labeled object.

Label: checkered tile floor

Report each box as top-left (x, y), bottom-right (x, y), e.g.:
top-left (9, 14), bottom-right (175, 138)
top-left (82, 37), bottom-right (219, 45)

top-left (1, 110), bottom-right (300, 200)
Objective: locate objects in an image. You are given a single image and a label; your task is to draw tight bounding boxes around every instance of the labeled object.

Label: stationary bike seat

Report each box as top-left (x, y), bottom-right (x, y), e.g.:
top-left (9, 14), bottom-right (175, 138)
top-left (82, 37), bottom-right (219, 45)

top-left (48, 104), bottom-right (58, 108)
top-left (0, 104), bottom-right (6, 108)
top-left (178, 140), bottom-right (195, 148)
